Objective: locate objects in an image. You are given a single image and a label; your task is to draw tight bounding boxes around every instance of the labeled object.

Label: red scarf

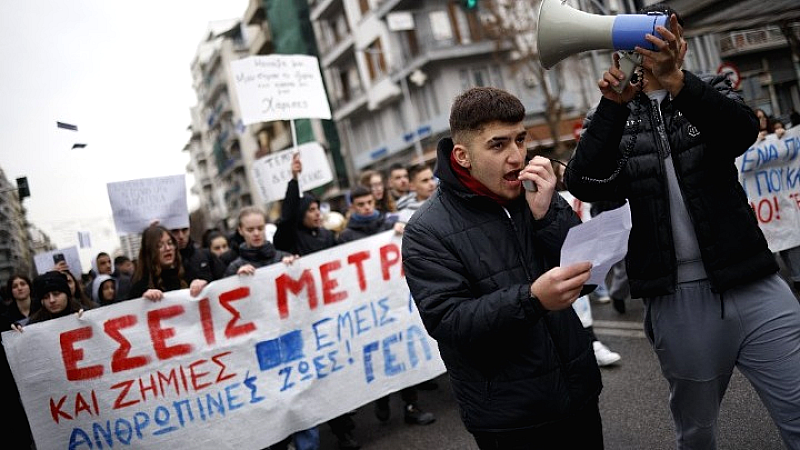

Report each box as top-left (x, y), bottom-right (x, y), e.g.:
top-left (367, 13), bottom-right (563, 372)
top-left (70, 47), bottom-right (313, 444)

top-left (449, 151), bottom-right (515, 206)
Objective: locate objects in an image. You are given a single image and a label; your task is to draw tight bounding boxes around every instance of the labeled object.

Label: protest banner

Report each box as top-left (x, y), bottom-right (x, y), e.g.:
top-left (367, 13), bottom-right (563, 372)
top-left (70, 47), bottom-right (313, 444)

top-left (252, 142), bottom-right (334, 203)
top-left (33, 246), bottom-right (83, 279)
top-left (106, 175), bottom-right (189, 235)
top-left (230, 54), bottom-right (332, 125)
top-left (3, 231), bottom-right (446, 450)
top-left (736, 125), bottom-right (800, 252)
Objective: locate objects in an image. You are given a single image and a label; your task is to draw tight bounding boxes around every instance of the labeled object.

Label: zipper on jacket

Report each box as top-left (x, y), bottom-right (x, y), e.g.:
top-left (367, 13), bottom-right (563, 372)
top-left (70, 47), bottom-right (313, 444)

top-left (650, 97), bottom-right (681, 291)
top-left (501, 205), bottom-right (568, 373)
top-left (502, 206), bottom-right (534, 282)
top-left (656, 97), bottom-right (710, 294)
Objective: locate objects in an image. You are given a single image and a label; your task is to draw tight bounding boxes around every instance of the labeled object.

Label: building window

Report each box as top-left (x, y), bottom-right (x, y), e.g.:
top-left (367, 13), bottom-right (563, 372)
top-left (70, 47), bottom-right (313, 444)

top-left (429, 11), bottom-right (453, 41)
top-left (457, 65), bottom-right (505, 92)
top-left (365, 39), bottom-right (387, 81)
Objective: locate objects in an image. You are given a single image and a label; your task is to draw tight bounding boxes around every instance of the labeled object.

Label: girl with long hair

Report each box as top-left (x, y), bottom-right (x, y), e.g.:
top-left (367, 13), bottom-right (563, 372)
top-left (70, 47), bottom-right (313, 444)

top-left (128, 225), bottom-right (189, 301)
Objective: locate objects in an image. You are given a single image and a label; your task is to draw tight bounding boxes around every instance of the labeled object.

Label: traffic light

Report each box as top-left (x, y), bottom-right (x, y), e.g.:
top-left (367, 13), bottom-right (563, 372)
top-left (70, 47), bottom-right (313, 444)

top-left (16, 177), bottom-right (30, 199)
top-left (462, 0), bottom-right (478, 10)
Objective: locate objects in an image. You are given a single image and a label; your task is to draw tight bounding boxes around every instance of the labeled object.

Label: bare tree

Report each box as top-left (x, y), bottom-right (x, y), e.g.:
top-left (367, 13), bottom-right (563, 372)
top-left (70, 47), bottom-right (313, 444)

top-left (480, 0), bottom-right (569, 155)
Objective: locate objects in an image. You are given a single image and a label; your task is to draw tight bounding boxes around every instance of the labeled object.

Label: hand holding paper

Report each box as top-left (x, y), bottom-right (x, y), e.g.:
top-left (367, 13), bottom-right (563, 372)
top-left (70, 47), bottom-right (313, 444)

top-left (560, 202), bottom-right (632, 285)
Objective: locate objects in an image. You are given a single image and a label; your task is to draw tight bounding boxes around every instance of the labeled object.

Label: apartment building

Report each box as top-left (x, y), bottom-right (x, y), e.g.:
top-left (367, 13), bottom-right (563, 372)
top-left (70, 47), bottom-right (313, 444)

top-left (0, 167), bottom-right (37, 284)
top-left (309, 0), bottom-right (619, 179)
top-left (186, 1), bottom-right (349, 230)
top-left (666, 0), bottom-right (800, 119)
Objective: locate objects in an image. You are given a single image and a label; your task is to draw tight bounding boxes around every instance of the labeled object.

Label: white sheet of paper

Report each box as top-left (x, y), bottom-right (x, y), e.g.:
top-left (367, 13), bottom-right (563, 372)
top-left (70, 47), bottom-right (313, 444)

top-left (561, 202), bottom-right (632, 285)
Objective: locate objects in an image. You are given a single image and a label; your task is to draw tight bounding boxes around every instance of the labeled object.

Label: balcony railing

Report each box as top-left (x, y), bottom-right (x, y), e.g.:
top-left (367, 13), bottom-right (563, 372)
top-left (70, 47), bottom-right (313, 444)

top-left (719, 25), bottom-right (791, 57)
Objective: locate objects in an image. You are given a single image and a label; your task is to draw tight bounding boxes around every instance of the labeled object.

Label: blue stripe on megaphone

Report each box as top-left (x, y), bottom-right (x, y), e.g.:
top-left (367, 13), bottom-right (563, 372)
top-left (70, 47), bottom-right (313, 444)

top-left (611, 14), bottom-right (668, 51)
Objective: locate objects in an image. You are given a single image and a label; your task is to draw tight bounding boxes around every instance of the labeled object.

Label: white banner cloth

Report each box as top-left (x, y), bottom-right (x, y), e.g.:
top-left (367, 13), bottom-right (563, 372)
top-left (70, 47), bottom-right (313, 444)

top-left (736, 125), bottom-right (800, 252)
top-left (3, 231), bottom-right (445, 450)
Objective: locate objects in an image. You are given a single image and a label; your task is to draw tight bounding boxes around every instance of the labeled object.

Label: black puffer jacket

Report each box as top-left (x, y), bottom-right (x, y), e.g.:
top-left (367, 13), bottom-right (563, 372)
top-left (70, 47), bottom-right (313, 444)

top-left (565, 71), bottom-right (776, 298)
top-left (402, 138), bottom-right (601, 433)
top-left (272, 179), bottom-right (339, 256)
top-left (180, 239), bottom-right (226, 283)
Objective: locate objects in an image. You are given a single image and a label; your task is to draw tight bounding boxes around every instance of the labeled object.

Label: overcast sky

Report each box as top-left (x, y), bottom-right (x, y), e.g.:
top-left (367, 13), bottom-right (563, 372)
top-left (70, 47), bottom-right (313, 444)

top-left (0, 1), bottom-right (248, 270)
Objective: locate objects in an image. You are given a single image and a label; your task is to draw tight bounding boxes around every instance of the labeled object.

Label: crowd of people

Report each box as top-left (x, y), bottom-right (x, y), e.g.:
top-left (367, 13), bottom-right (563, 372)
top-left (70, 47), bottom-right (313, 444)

top-left (3, 3), bottom-right (800, 450)
top-left (0, 150), bottom-right (448, 450)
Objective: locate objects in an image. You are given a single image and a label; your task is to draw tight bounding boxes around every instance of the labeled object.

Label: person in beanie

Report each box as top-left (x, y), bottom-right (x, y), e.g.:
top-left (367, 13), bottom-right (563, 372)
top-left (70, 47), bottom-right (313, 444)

top-left (14, 271), bottom-right (83, 329)
top-left (402, 86), bottom-right (601, 449)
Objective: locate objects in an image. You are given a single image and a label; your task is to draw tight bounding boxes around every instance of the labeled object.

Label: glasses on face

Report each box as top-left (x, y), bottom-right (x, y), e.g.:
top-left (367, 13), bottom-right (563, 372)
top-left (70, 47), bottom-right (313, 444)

top-left (158, 240), bottom-right (175, 250)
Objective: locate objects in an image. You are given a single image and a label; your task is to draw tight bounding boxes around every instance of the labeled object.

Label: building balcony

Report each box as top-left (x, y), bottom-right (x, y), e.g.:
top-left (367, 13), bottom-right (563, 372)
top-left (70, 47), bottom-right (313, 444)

top-left (330, 85), bottom-right (367, 119)
top-left (719, 25), bottom-right (792, 58)
top-left (207, 76), bottom-right (228, 106)
top-left (320, 34), bottom-right (354, 68)
top-left (309, 0), bottom-right (337, 21)
top-left (249, 24), bottom-right (273, 55)
top-left (244, 0), bottom-right (265, 26)
top-left (218, 154), bottom-right (244, 180)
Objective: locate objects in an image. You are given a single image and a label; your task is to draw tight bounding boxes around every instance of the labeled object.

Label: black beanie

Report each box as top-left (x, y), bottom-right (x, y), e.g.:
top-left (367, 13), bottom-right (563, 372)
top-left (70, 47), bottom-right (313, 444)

top-left (33, 271), bottom-right (72, 302)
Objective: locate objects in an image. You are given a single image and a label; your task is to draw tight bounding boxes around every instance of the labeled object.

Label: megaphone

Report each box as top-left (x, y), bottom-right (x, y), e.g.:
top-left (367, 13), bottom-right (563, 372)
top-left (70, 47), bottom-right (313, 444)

top-left (537, 0), bottom-right (667, 92)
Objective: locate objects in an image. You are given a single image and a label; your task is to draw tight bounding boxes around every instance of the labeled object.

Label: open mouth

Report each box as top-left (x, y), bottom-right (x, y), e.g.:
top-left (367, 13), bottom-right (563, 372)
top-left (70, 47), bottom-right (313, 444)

top-left (504, 169), bottom-right (522, 182)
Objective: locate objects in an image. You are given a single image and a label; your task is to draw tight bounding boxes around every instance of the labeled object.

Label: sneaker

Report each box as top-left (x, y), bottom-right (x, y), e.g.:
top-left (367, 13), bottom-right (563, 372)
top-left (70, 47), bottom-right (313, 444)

top-left (404, 404), bottom-right (436, 425)
top-left (336, 432), bottom-right (361, 450)
top-left (593, 341), bottom-right (621, 367)
top-left (590, 292), bottom-right (611, 303)
top-left (374, 398), bottom-right (390, 422)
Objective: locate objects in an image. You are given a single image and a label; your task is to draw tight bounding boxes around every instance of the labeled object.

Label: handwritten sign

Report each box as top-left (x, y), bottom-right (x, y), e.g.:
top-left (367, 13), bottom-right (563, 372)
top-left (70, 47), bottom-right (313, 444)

top-left (106, 175), bottom-right (189, 234)
top-left (252, 142), bottom-right (334, 203)
top-left (736, 125), bottom-right (800, 252)
top-left (230, 55), bottom-right (332, 125)
top-left (33, 246), bottom-right (83, 279)
top-left (3, 231), bottom-right (446, 450)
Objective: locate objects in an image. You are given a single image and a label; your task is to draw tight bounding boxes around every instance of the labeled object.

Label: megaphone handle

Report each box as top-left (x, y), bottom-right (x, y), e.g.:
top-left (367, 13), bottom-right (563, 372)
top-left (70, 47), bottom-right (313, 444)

top-left (613, 51), bottom-right (642, 94)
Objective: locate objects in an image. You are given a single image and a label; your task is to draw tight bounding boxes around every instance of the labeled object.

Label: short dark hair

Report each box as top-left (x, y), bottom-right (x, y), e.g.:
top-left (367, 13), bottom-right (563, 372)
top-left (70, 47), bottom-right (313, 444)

top-left (638, 2), bottom-right (683, 26)
top-left (114, 255), bottom-right (130, 266)
top-left (349, 185), bottom-right (372, 201)
top-left (449, 87), bottom-right (525, 144)
top-left (388, 162), bottom-right (406, 174)
top-left (407, 163), bottom-right (432, 183)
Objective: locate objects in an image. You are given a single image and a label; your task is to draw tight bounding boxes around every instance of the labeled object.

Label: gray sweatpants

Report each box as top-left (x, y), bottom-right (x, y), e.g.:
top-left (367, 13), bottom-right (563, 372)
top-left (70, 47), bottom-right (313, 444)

top-left (643, 274), bottom-right (800, 450)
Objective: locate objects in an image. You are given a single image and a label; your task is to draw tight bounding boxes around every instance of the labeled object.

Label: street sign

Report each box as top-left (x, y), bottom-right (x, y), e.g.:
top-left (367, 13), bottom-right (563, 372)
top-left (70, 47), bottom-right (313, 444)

top-left (717, 62), bottom-right (741, 90)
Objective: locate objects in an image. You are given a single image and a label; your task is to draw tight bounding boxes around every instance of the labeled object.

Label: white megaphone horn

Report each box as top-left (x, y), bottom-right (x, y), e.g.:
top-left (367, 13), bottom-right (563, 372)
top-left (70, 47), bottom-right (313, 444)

top-left (537, 0), bottom-right (668, 91)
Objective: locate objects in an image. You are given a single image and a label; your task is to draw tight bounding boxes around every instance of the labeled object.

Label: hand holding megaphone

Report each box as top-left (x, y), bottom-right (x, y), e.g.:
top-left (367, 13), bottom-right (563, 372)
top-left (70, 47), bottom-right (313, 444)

top-left (537, 0), bottom-right (686, 95)
top-left (599, 52), bottom-right (642, 102)
top-left (594, 13), bottom-right (686, 101)
top-left (636, 14), bottom-right (687, 96)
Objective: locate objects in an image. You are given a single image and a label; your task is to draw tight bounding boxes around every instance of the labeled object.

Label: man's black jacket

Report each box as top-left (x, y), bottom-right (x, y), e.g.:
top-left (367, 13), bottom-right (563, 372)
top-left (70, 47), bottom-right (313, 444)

top-left (402, 137), bottom-right (601, 433)
top-left (565, 71), bottom-right (776, 298)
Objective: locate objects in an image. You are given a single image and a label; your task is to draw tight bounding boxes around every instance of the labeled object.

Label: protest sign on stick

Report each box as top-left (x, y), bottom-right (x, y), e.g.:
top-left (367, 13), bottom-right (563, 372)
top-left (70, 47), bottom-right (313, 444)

top-left (230, 54), bottom-right (332, 125)
top-left (107, 175), bottom-right (189, 235)
top-left (3, 231), bottom-right (446, 450)
top-left (252, 142), bottom-right (334, 203)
